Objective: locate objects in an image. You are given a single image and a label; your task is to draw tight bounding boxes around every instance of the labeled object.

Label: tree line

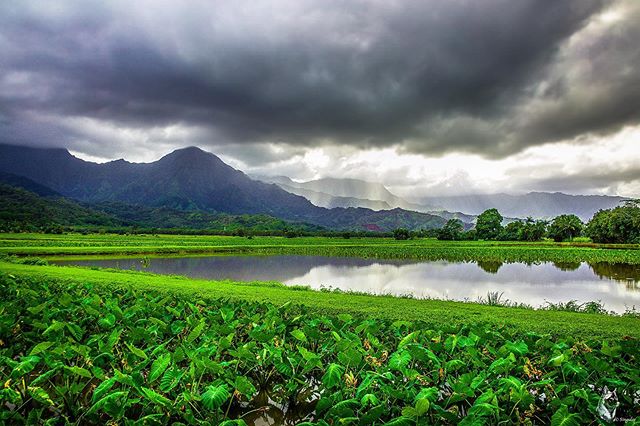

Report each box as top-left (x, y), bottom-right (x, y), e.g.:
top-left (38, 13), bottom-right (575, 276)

top-left (433, 200), bottom-right (640, 243)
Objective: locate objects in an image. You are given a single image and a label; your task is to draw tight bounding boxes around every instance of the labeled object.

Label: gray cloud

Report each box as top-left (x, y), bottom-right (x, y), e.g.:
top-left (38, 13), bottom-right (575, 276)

top-left (4, 0), bottom-right (637, 162)
top-left (528, 166), bottom-right (640, 195)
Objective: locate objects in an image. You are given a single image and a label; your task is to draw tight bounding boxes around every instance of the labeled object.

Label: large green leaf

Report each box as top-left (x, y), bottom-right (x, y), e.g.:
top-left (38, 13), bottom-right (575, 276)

top-left (201, 384), bottom-right (230, 410)
top-left (149, 353), bottom-right (171, 382)
top-left (65, 366), bottom-right (92, 378)
top-left (98, 313), bottom-right (116, 329)
top-left (389, 350), bottom-right (411, 371)
top-left (140, 387), bottom-right (172, 407)
top-left (28, 386), bottom-right (54, 406)
top-left (550, 405), bottom-right (582, 426)
top-left (29, 341), bottom-right (54, 356)
top-left (234, 376), bottom-right (256, 397)
top-left (92, 377), bottom-right (117, 404)
top-left (322, 363), bottom-right (344, 389)
top-left (290, 329), bottom-right (308, 343)
top-left (186, 320), bottom-right (205, 343)
top-left (160, 367), bottom-right (184, 393)
top-left (11, 356), bottom-right (40, 379)
top-left (87, 391), bottom-right (129, 418)
top-left (125, 342), bottom-right (147, 360)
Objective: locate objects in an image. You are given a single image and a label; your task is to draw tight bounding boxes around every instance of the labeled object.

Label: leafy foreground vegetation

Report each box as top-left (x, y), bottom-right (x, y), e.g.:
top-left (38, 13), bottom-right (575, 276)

top-left (1, 273), bottom-right (639, 425)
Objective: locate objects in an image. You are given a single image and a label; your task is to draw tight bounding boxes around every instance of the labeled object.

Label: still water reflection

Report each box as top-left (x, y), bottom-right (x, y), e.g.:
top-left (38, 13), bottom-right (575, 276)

top-left (54, 255), bottom-right (640, 313)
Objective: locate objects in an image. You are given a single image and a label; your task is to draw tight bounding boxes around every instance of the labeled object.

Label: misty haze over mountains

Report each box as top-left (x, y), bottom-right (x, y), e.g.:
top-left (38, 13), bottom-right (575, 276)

top-left (0, 143), bottom-right (626, 229)
top-left (252, 174), bottom-right (626, 222)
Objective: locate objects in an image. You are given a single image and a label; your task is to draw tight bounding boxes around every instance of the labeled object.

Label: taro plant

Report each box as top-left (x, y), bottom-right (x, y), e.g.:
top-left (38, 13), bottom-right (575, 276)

top-left (0, 272), bottom-right (638, 424)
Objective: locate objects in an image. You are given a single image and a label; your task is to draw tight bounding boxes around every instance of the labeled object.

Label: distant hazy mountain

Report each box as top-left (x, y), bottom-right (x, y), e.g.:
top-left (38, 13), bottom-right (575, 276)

top-left (253, 175), bottom-right (392, 210)
top-left (252, 175), bottom-right (429, 211)
top-left (417, 193), bottom-right (627, 221)
top-left (0, 144), bottom-right (445, 231)
top-left (254, 173), bottom-right (626, 222)
top-left (278, 183), bottom-right (392, 210)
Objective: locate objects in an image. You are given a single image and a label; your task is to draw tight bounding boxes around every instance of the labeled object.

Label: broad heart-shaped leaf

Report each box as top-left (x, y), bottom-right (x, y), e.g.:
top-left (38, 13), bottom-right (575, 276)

top-left (446, 359), bottom-right (465, 371)
top-left (360, 405), bottom-right (386, 425)
top-left (106, 328), bottom-right (122, 349)
top-left (290, 329), bottom-right (308, 343)
top-left (29, 341), bottom-right (54, 356)
top-left (388, 350), bottom-right (411, 371)
top-left (444, 334), bottom-right (459, 353)
top-left (140, 387), bottom-right (172, 407)
top-left (11, 356), bottom-right (40, 379)
top-left (415, 398), bottom-right (430, 416)
top-left (550, 405), bottom-right (582, 426)
top-left (87, 391), bottom-right (129, 418)
top-left (398, 331), bottom-right (420, 349)
top-left (186, 319), bottom-right (205, 343)
top-left (98, 313), bottom-right (116, 329)
top-left (322, 363), bottom-right (344, 389)
top-left (327, 398), bottom-right (358, 418)
top-left (201, 384), bottom-right (230, 410)
top-left (65, 365), bottom-right (92, 378)
top-left (28, 386), bottom-right (54, 406)
top-left (160, 367), bottom-right (185, 393)
top-left (415, 387), bottom-right (439, 403)
top-left (361, 393), bottom-right (380, 407)
top-left (562, 361), bottom-right (586, 378)
top-left (149, 353), bottom-right (171, 382)
top-left (600, 341), bottom-right (622, 357)
top-left (489, 352), bottom-right (516, 374)
top-left (468, 402), bottom-right (498, 417)
top-left (547, 352), bottom-right (566, 367)
top-left (405, 344), bottom-right (441, 367)
top-left (92, 377), bottom-right (117, 404)
top-left (503, 340), bottom-right (529, 356)
top-left (234, 376), bottom-right (256, 397)
top-left (31, 368), bottom-right (60, 387)
top-left (315, 397), bottom-right (333, 415)
top-left (125, 342), bottom-right (147, 360)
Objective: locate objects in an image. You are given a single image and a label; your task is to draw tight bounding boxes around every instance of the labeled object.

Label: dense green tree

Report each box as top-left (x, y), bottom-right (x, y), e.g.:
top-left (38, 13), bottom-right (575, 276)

top-left (475, 208), bottom-right (503, 240)
top-left (392, 228), bottom-right (410, 240)
top-left (498, 221), bottom-right (524, 241)
top-left (585, 200), bottom-right (640, 243)
top-left (547, 214), bottom-right (583, 242)
top-left (520, 217), bottom-right (547, 242)
top-left (498, 218), bottom-right (546, 242)
top-left (437, 218), bottom-right (464, 240)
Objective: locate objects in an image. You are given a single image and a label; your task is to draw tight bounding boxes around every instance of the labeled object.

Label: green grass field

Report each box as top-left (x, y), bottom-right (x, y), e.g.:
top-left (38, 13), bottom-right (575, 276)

top-left (2, 233), bottom-right (640, 264)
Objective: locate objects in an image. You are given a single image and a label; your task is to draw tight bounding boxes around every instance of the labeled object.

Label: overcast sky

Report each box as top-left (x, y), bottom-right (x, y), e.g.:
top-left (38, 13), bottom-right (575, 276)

top-left (1, 0), bottom-right (639, 198)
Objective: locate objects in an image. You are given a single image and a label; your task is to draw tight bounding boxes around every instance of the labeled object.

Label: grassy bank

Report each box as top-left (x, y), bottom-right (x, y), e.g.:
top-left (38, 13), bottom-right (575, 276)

top-left (1, 261), bottom-right (637, 340)
top-left (2, 233), bottom-right (640, 264)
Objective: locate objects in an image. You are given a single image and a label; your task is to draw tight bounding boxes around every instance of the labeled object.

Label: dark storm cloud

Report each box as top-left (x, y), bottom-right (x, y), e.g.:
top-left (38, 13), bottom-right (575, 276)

top-left (529, 167), bottom-right (640, 195)
top-left (1, 0), bottom-right (638, 159)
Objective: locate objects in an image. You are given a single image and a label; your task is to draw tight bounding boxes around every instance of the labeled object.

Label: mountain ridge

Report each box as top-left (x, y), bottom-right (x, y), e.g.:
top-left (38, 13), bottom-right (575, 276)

top-left (254, 173), bottom-right (627, 221)
top-left (0, 144), bottom-right (445, 231)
